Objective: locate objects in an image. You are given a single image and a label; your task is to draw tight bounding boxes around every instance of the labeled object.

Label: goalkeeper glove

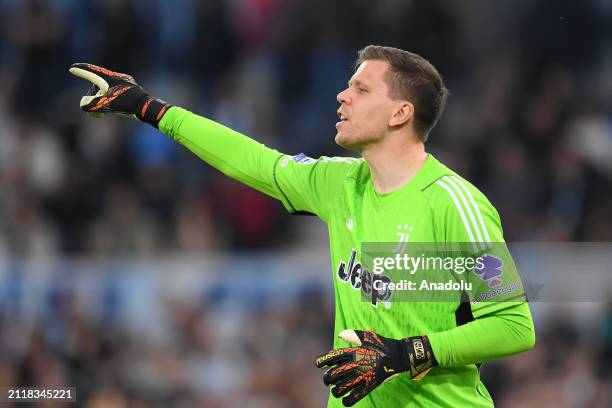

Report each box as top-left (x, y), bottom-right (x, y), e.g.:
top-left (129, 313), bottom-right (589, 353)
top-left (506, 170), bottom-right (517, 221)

top-left (68, 63), bottom-right (172, 128)
top-left (315, 329), bottom-right (437, 407)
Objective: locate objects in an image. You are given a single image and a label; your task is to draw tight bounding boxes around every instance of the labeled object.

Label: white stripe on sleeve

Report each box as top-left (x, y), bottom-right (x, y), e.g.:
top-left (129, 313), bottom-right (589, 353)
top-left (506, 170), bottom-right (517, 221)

top-left (451, 175), bottom-right (492, 245)
top-left (436, 179), bottom-right (479, 252)
top-left (443, 176), bottom-right (485, 250)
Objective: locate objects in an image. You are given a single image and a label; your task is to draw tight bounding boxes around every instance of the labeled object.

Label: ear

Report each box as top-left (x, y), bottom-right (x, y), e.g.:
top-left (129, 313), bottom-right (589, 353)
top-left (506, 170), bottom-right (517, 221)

top-left (389, 101), bottom-right (414, 127)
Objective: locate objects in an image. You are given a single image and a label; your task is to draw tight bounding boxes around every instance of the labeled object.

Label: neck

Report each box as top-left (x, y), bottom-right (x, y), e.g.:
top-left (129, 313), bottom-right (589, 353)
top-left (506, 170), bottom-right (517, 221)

top-left (361, 131), bottom-right (428, 194)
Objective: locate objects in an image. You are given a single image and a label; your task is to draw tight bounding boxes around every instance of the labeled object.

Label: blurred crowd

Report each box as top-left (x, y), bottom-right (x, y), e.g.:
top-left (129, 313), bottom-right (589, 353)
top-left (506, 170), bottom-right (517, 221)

top-left (1, 0), bottom-right (612, 406)
top-left (0, 0), bottom-right (611, 257)
top-left (0, 281), bottom-right (611, 407)
top-left (0, 276), bottom-right (335, 408)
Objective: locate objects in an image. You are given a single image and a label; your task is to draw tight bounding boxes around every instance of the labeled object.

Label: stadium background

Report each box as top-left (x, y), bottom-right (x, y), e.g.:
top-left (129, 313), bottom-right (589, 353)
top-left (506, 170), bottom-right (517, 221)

top-left (0, 0), bottom-right (611, 406)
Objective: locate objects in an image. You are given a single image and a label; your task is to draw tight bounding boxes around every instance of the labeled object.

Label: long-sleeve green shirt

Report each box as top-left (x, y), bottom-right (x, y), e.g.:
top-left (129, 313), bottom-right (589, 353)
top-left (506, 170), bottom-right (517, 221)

top-left (160, 106), bottom-right (535, 407)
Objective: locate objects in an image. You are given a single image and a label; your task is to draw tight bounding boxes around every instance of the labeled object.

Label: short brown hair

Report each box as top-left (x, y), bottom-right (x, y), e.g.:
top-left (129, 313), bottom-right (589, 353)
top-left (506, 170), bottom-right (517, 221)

top-left (357, 45), bottom-right (448, 142)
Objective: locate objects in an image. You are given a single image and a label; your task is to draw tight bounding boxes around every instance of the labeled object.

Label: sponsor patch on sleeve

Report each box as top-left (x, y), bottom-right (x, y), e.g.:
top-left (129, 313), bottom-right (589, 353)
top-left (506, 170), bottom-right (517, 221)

top-left (292, 153), bottom-right (316, 164)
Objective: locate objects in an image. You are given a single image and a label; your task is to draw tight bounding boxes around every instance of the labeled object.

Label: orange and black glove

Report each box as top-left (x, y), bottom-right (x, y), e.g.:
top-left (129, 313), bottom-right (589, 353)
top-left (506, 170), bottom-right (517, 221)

top-left (316, 330), bottom-right (437, 407)
top-left (69, 63), bottom-right (171, 128)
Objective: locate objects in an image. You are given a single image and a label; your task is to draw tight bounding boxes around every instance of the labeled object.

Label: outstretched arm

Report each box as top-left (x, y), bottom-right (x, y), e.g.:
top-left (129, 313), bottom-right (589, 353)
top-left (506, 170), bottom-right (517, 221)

top-left (69, 63), bottom-right (283, 199)
top-left (159, 106), bottom-right (283, 199)
top-left (69, 63), bottom-right (353, 220)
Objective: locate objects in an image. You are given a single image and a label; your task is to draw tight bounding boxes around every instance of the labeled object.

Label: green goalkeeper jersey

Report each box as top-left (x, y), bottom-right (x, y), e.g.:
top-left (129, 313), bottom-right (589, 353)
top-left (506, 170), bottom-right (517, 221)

top-left (272, 152), bottom-right (517, 408)
top-left (160, 107), bottom-right (531, 408)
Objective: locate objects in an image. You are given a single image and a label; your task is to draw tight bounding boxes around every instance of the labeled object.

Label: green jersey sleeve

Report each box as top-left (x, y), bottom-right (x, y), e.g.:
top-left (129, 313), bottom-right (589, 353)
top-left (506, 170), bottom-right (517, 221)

top-left (427, 301), bottom-right (535, 368)
top-left (160, 106), bottom-right (283, 198)
top-left (159, 107), bottom-right (356, 221)
top-left (271, 154), bottom-right (360, 221)
top-left (432, 174), bottom-right (527, 319)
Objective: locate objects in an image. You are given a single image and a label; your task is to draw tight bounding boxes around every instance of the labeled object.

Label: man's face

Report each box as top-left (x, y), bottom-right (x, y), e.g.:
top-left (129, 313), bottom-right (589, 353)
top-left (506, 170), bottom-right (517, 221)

top-left (335, 60), bottom-right (399, 150)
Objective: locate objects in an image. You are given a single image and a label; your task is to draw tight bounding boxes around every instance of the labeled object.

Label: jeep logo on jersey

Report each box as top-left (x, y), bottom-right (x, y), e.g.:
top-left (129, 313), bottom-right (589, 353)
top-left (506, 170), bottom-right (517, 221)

top-left (337, 249), bottom-right (392, 307)
top-left (473, 254), bottom-right (504, 288)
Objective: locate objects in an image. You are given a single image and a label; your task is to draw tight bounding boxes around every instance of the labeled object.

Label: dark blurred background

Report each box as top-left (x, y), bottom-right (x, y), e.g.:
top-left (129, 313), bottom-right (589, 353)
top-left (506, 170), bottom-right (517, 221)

top-left (0, 0), bottom-right (611, 406)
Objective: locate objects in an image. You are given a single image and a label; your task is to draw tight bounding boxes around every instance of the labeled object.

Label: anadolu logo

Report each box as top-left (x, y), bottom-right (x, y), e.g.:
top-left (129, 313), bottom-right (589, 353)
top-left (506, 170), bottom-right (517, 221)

top-left (336, 249), bottom-right (392, 308)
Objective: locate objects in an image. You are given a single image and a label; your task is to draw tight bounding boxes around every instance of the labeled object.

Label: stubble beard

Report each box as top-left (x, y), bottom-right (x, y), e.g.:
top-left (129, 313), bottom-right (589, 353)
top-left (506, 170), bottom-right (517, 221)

top-left (335, 131), bottom-right (368, 153)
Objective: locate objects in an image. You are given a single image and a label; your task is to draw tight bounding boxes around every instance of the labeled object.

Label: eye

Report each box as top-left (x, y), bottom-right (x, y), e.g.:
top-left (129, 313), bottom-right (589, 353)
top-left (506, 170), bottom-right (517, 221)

top-left (357, 87), bottom-right (367, 93)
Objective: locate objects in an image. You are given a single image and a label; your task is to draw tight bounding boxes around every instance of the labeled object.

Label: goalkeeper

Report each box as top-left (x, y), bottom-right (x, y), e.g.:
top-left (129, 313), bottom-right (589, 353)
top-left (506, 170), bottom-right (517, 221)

top-left (70, 45), bottom-right (535, 407)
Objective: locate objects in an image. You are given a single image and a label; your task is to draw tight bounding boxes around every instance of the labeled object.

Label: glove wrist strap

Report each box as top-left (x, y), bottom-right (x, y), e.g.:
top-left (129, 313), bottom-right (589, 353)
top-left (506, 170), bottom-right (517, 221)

top-left (134, 95), bottom-right (172, 129)
top-left (403, 335), bottom-right (438, 380)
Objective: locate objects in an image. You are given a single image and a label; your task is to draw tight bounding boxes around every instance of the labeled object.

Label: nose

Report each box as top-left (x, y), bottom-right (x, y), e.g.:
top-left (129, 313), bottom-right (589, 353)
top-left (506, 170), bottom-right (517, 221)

top-left (337, 88), bottom-right (350, 104)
